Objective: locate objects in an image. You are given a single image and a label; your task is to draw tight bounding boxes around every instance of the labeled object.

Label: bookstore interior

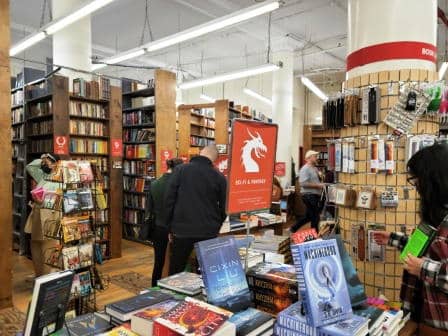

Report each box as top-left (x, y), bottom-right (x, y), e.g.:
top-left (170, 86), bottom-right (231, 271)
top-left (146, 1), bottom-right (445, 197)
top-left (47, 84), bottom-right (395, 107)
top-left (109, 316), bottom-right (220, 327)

top-left (2, 0), bottom-right (448, 335)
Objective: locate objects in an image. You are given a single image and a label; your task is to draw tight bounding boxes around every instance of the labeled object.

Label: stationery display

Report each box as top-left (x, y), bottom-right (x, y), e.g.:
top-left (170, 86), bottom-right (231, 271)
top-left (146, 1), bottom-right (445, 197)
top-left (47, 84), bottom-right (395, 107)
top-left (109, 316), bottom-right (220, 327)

top-left (356, 188), bottom-right (376, 210)
top-left (380, 189), bottom-right (399, 208)
top-left (335, 186), bottom-right (357, 208)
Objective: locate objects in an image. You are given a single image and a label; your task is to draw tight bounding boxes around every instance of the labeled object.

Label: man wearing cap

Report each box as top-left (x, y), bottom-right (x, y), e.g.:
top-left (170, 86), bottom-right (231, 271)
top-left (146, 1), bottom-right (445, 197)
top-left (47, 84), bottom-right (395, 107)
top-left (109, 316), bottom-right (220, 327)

top-left (290, 150), bottom-right (324, 233)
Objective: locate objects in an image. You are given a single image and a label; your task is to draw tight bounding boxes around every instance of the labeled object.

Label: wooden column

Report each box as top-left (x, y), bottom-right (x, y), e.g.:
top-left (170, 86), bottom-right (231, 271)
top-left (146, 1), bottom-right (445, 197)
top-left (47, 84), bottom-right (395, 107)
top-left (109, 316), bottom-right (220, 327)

top-left (109, 86), bottom-right (123, 258)
top-left (0, 0), bottom-right (12, 309)
top-left (214, 99), bottom-right (229, 147)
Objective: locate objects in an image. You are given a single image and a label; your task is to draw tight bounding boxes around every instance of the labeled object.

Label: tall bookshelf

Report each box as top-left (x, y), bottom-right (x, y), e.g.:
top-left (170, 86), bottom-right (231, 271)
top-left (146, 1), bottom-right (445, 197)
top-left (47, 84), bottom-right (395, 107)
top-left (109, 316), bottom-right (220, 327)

top-left (121, 69), bottom-right (176, 244)
top-left (23, 74), bottom-right (123, 259)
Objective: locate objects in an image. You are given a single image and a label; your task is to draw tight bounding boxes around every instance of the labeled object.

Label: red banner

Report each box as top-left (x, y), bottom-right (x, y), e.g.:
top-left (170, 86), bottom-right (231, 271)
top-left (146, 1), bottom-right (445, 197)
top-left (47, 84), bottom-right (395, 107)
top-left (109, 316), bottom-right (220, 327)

top-left (54, 135), bottom-right (68, 155)
top-left (111, 138), bottom-right (123, 157)
top-left (227, 120), bottom-right (278, 214)
top-left (275, 162), bottom-right (286, 177)
top-left (214, 155), bottom-right (229, 177)
top-left (160, 149), bottom-right (173, 173)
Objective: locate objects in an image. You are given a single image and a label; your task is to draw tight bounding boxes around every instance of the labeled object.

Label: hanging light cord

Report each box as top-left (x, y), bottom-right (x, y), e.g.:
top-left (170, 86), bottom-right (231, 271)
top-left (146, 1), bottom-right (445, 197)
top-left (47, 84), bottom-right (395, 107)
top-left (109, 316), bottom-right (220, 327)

top-left (139, 0), bottom-right (154, 46)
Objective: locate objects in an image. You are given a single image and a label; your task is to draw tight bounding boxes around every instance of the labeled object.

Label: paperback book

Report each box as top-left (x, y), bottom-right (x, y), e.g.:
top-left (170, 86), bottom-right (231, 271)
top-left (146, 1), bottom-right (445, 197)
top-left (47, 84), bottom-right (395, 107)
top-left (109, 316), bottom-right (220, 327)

top-left (228, 307), bottom-right (274, 336)
top-left (63, 190), bottom-right (80, 214)
top-left (276, 301), bottom-right (317, 336)
top-left (54, 313), bottom-right (113, 335)
top-left (78, 160), bottom-right (94, 183)
top-left (62, 246), bottom-right (80, 271)
top-left (318, 314), bottom-right (369, 336)
top-left (78, 244), bottom-right (93, 267)
top-left (61, 217), bottom-right (81, 243)
top-left (62, 160), bottom-right (81, 184)
top-left (291, 239), bottom-right (352, 327)
top-left (79, 271), bottom-right (92, 296)
top-left (157, 272), bottom-right (203, 296)
top-left (195, 236), bottom-right (251, 312)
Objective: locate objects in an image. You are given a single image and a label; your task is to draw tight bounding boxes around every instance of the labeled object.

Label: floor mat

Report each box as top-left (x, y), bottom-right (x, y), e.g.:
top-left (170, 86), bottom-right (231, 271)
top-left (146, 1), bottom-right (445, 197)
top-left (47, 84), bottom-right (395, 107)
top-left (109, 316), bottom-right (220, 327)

top-left (109, 271), bottom-right (152, 294)
top-left (0, 307), bottom-right (26, 336)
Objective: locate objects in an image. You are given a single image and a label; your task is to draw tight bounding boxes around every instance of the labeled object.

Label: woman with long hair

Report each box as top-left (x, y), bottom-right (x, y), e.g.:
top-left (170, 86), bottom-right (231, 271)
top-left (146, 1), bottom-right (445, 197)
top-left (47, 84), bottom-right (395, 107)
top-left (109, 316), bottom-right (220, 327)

top-left (374, 143), bottom-right (448, 334)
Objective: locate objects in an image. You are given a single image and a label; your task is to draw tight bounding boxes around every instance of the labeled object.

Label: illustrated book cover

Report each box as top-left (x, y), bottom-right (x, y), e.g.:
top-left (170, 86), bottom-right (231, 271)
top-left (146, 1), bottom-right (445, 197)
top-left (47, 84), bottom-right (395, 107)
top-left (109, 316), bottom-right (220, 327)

top-left (62, 246), bottom-right (80, 271)
top-left (228, 307), bottom-right (274, 336)
top-left (62, 160), bottom-right (81, 184)
top-left (318, 314), bottom-right (369, 336)
top-left (276, 301), bottom-right (317, 336)
top-left (157, 272), bottom-right (203, 296)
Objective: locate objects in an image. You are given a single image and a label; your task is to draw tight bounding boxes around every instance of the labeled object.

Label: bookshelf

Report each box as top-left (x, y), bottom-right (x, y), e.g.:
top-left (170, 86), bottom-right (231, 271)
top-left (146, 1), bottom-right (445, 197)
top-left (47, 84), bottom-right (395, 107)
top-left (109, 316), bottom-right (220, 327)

top-left (22, 74), bottom-right (123, 259)
top-left (121, 69), bottom-right (176, 244)
top-left (302, 127), bottom-right (340, 170)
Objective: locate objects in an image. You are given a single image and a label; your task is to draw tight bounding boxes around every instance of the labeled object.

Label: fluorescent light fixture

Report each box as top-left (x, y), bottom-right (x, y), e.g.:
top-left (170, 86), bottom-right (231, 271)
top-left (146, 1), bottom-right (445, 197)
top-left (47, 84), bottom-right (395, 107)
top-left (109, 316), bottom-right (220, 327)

top-left (243, 87), bottom-right (272, 105)
top-left (439, 62), bottom-right (448, 80)
top-left (301, 76), bottom-right (328, 101)
top-left (200, 94), bottom-right (216, 102)
top-left (96, 1), bottom-right (280, 68)
top-left (10, 32), bottom-right (47, 56)
top-left (315, 116), bottom-right (323, 121)
top-left (10, 0), bottom-right (117, 56)
top-left (179, 64), bottom-right (280, 90)
top-left (92, 48), bottom-right (145, 70)
top-left (46, 0), bottom-right (116, 34)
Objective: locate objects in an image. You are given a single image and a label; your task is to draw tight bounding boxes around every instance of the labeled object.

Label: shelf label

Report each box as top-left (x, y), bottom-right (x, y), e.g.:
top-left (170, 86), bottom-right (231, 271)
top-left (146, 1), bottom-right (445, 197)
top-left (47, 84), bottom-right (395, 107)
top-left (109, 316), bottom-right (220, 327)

top-left (111, 139), bottom-right (123, 157)
top-left (274, 162), bottom-right (286, 177)
top-left (214, 155), bottom-right (228, 177)
top-left (227, 120), bottom-right (278, 214)
top-left (160, 149), bottom-right (173, 173)
top-left (54, 135), bottom-right (68, 155)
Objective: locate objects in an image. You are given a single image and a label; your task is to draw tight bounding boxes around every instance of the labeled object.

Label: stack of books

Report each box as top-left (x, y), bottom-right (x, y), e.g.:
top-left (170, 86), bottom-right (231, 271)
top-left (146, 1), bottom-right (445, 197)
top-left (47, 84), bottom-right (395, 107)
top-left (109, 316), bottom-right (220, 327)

top-left (246, 262), bottom-right (298, 315)
top-left (251, 235), bottom-right (292, 264)
top-left (157, 271), bottom-right (203, 296)
top-left (256, 213), bottom-right (280, 227)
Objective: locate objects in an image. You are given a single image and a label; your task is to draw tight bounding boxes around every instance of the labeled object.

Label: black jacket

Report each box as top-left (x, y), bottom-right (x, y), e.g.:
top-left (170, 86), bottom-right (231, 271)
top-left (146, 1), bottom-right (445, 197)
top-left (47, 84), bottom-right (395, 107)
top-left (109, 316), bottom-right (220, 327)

top-left (165, 155), bottom-right (227, 238)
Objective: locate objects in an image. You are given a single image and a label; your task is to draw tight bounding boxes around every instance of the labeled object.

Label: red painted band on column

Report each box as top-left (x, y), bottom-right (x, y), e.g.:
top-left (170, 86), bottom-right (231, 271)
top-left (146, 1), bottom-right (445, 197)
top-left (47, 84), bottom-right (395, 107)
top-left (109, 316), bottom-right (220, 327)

top-left (347, 41), bottom-right (437, 71)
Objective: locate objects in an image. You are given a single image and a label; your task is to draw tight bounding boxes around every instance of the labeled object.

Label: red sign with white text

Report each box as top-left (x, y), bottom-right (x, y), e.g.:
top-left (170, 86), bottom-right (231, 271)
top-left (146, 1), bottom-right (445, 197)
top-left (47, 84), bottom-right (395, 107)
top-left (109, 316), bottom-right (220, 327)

top-left (275, 162), bottom-right (286, 177)
top-left (54, 135), bottom-right (68, 155)
top-left (111, 138), bottom-right (123, 157)
top-left (214, 155), bottom-right (229, 177)
top-left (227, 120), bottom-right (278, 214)
top-left (160, 149), bottom-right (173, 173)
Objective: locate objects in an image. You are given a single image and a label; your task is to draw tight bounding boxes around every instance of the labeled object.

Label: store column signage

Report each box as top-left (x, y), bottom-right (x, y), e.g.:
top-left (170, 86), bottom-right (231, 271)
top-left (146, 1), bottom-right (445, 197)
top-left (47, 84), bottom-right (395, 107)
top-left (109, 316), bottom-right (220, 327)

top-left (111, 139), bottom-right (123, 157)
top-left (227, 119), bottom-right (278, 214)
top-left (275, 162), bottom-right (286, 177)
top-left (214, 155), bottom-right (229, 177)
top-left (160, 149), bottom-right (173, 173)
top-left (54, 135), bottom-right (68, 155)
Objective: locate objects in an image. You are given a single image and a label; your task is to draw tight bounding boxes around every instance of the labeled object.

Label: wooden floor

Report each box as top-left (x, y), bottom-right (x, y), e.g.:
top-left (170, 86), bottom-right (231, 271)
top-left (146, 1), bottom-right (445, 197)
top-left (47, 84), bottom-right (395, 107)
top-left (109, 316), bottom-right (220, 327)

top-left (12, 239), bottom-right (154, 314)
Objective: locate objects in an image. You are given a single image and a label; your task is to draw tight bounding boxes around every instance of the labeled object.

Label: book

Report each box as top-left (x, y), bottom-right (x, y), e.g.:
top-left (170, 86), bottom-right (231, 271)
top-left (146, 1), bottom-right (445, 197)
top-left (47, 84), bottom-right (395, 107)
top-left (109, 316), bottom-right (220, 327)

top-left (130, 299), bottom-right (180, 336)
top-left (77, 188), bottom-right (94, 210)
top-left (61, 217), bottom-right (81, 243)
top-left (275, 324), bottom-right (315, 336)
top-left (62, 246), bottom-right (80, 270)
top-left (333, 235), bottom-right (367, 307)
top-left (318, 314), bottom-right (369, 336)
top-left (228, 307), bottom-right (274, 336)
top-left (78, 160), bottom-right (94, 183)
top-left (352, 304), bottom-right (386, 333)
top-left (62, 160), bottom-right (81, 184)
top-left (105, 289), bottom-right (173, 322)
top-left (24, 270), bottom-right (74, 336)
top-left (291, 239), bottom-right (352, 327)
top-left (157, 272), bottom-right (203, 296)
top-left (79, 271), bottom-right (92, 296)
top-left (400, 223), bottom-right (437, 260)
top-left (99, 324), bottom-right (139, 336)
top-left (78, 244), bottom-right (93, 268)
top-left (63, 190), bottom-right (80, 214)
top-left (153, 297), bottom-right (234, 336)
top-left (94, 187), bottom-right (108, 209)
top-left (291, 228), bottom-right (318, 245)
top-left (56, 313), bottom-right (113, 335)
top-left (246, 263), bottom-right (298, 298)
top-left (195, 236), bottom-right (251, 312)
top-left (42, 191), bottom-right (61, 210)
top-left (277, 301), bottom-right (317, 336)
top-left (252, 292), bottom-right (294, 314)
top-left (71, 274), bottom-right (81, 297)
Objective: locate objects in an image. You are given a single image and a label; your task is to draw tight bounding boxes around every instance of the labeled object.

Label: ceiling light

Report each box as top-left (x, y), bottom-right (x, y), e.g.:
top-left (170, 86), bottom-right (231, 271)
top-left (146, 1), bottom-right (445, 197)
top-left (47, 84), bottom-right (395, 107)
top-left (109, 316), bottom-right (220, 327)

top-left (243, 87), bottom-right (272, 105)
top-left (96, 1), bottom-right (280, 68)
top-left (301, 76), bottom-right (328, 101)
top-left (10, 32), bottom-right (46, 56)
top-left (200, 94), bottom-right (215, 102)
top-left (9, 0), bottom-right (117, 56)
top-left (179, 64), bottom-right (280, 90)
top-left (92, 48), bottom-right (146, 70)
top-left (439, 62), bottom-right (448, 80)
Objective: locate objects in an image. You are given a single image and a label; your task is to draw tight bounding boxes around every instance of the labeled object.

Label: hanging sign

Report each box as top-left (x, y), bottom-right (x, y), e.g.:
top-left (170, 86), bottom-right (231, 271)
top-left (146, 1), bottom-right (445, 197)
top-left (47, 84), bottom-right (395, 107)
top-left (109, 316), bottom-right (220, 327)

top-left (111, 138), bottom-right (123, 157)
top-left (227, 119), bottom-right (278, 214)
top-left (160, 149), bottom-right (173, 173)
top-left (54, 135), bottom-right (68, 155)
top-left (214, 155), bottom-right (229, 177)
top-left (274, 162), bottom-right (286, 177)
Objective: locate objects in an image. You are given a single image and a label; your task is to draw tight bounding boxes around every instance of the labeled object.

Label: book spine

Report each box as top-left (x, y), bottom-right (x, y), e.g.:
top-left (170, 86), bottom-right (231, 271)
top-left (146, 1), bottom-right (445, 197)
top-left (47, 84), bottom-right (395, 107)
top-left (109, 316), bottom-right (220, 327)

top-left (277, 313), bottom-right (312, 335)
top-left (194, 245), bottom-right (210, 299)
top-left (153, 321), bottom-right (180, 336)
top-left (246, 275), bottom-right (298, 297)
top-left (291, 246), bottom-right (311, 325)
top-left (252, 292), bottom-right (294, 312)
top-left (274, 324), bottom-right (316, 336)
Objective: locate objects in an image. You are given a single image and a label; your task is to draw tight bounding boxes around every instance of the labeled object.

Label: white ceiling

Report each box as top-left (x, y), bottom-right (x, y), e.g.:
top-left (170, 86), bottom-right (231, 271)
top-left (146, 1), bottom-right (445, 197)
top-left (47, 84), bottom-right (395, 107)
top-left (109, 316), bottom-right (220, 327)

top-left (8, 0), bottom-right (448, 81)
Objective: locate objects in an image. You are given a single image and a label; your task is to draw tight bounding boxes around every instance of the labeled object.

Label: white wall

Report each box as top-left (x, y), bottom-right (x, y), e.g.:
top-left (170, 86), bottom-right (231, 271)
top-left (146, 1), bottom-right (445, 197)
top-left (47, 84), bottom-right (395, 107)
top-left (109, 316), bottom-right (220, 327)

top-left (305, 79), bottom-right (344, 125)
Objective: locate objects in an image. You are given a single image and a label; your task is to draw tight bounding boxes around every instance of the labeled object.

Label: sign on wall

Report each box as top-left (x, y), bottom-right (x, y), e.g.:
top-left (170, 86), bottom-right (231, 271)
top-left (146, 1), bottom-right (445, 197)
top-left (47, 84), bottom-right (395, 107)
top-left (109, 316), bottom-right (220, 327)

top-left (160, 149), bottom-right (173, 173)
top-left (111, 138), bottom-right (123, 157)
top-left (227, 119), bottom-right (278, 214)
top-left (54, 135), bottom-right (68, 155)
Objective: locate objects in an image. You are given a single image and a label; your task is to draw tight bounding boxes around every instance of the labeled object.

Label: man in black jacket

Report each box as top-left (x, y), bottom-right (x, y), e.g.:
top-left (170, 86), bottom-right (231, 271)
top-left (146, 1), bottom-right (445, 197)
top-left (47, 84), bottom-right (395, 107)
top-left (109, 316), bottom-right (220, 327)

top-left (165, 145), bottom-right (227, 275)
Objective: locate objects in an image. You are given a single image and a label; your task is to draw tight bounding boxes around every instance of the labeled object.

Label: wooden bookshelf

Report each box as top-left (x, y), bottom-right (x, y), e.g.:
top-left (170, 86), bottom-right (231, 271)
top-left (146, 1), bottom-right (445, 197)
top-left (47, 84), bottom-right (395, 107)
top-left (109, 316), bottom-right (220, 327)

top-left (121, 69), bottom-right (176, 244)
top-left (22, 74), bottom-right (123, 259)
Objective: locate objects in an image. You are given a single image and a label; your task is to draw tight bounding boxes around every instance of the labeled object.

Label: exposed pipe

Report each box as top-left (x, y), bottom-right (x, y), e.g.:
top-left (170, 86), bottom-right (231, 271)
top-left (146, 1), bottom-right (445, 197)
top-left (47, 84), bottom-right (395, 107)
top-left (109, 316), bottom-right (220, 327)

top-left (439, 7), bottom-right (448, 28)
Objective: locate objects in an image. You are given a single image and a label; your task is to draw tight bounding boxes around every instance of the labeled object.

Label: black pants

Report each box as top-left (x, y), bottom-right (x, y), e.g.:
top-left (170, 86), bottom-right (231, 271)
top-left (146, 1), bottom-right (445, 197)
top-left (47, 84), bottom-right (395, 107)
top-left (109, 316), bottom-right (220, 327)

top-left (151, 226), bottom-right (169, 287)
top-left (290, 193), bottom-right (321, 233)
top-left (169, 236), bottom-right (212, 275)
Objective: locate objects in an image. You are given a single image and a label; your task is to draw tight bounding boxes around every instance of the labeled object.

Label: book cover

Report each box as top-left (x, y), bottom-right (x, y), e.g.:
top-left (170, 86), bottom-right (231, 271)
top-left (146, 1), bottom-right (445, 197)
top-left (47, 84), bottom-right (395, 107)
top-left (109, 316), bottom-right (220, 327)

top-left (63, 160), bottom-right (81, 184)
top-left (246, 262), bottom-right (298, 297)
top-left (228, 307), bottom-right (273, 336)
top-left (195, 236), bottom-right (251, 312)
top-left (71, 274), bottom-right (80, 297)
top-left (100, 324), bottom-right (139, 336)
top-left (277, 301), bottom-right (317, 336)
top-left (77, 188), bottom-right (94, 210)
top-left (62, 246), bottom-right (80, 271)
top-left (79, 271), bottom-right (92, 296)
top-left (252, 291), bottom-right (294, 313)
top-left (131, 299), bottom-right (180, 336)
top-left (63, 190), bottom-right (80, 214)
top-left (291, 239), bottom-right (353, 327)
top-left (291, 228), bottom-right (318, 245)
top-left (61, 217), bottom-right (81, 243)
top-left (318, 314), bottom-right (369, 336)
top-left (400, 223), bottom-right (437, 260)
top-left (62, 313), bottom-right (112, 335)
top-left (78, 160), bottom-right (94, 183)
top-left (154, 297), bottom-right (233, 336)
top-left (94, 187), bottom-right (108, 210)
top-left (78, 244), bottom-right (93, 268)
top-left (157, 272), bottom-right (203, 296)
top-left (275, 324), bottom-right (315, 336)
top-left (333, 235), bottom-right (367, 307)
top-left (352, 304), bottom-right (385, 331)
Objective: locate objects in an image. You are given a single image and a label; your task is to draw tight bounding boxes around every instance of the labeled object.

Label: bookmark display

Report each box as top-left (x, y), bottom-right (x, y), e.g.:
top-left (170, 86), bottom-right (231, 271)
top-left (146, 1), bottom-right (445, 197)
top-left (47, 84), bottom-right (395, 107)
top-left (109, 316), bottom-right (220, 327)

top-left (385, 140), bottom-right (394, 175)
top-left (369, 137), bottom-right (379, 174)
top-left (342, 142), bottom-right (349, 173)
top-left (335, 141), bottom-right (342, 172)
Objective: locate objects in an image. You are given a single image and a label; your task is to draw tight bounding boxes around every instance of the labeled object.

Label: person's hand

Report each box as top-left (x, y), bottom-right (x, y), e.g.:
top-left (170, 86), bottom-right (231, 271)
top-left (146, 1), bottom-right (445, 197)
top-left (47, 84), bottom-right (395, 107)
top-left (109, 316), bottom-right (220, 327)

top-left (403, 253), bottom-right (425, 277)
top-left (373, 231), bottom-right (390, 245)
top-left (168, 233), bottom-right (173, 243)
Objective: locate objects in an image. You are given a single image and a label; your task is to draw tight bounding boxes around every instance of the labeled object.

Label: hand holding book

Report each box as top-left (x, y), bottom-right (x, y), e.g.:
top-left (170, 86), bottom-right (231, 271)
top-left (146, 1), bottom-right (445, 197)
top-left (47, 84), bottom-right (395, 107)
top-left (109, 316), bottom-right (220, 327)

top-left (403, 253), bottom-right (425, 277)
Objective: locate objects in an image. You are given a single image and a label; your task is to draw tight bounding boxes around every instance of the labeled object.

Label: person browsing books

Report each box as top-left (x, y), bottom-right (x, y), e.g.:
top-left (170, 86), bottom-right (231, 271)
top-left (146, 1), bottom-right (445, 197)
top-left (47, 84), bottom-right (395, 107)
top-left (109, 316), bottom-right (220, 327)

top-left (289, 150), bottom-right (324, 233)
top-left (165, 145), bottom-right (227, 275)
top-left (147, 158), bottom-right (184, 286)
top-left (373, 144), bottom-right (448, 335)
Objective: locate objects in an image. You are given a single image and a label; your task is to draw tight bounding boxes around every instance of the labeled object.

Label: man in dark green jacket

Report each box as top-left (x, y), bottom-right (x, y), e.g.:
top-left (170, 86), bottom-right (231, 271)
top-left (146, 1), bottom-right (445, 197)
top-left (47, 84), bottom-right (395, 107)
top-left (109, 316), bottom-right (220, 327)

top-left (148, 158), bottom-right (183, 286)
